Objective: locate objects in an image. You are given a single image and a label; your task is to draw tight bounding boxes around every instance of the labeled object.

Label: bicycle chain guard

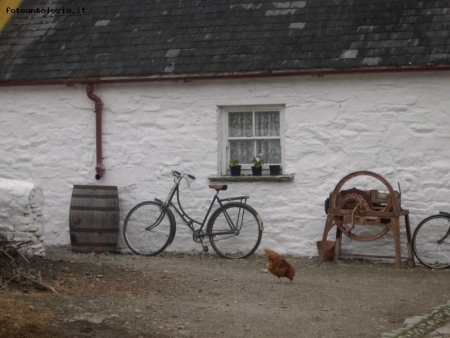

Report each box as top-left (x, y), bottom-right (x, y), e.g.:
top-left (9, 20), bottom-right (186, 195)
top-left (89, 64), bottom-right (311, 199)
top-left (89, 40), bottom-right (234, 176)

top-left (193, 230), bottom-right (203, 243)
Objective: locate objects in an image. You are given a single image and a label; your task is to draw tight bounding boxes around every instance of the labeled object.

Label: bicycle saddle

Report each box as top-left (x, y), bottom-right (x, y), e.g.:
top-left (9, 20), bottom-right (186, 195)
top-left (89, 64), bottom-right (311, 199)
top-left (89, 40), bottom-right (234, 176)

top-left (209, 184), bottom-right (228, 191)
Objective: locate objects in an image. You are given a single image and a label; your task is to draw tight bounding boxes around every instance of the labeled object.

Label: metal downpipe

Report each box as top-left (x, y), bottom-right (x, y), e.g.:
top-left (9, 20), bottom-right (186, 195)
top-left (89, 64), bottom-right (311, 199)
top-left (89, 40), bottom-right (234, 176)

top-left (86, 83), bottom-right (105, 180)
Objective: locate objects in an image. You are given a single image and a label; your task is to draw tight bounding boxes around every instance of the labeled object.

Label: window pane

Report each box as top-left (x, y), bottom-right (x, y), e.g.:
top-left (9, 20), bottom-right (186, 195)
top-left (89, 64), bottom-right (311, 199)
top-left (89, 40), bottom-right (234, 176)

top-left (229, 112), bottom-right (253, 137)
top-left (255, 111), bottom-right (280, 137)
top-left (230, 140), bottom-right (253, 164)
top-left (256, 139), bottom-right (281, 163)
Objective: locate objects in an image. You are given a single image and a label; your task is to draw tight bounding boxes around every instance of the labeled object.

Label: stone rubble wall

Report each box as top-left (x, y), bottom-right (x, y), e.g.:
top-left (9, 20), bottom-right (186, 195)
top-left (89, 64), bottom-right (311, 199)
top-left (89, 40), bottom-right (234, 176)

top-left (0, 72), bottom-right (449, 258)
top-left (0, 179), bottom-right (45, 256)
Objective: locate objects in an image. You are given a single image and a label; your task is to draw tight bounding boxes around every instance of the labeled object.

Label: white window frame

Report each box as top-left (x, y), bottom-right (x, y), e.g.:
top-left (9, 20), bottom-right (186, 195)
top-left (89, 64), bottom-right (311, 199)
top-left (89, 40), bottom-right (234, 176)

top-left (219, 105), bottom-right (286, 176)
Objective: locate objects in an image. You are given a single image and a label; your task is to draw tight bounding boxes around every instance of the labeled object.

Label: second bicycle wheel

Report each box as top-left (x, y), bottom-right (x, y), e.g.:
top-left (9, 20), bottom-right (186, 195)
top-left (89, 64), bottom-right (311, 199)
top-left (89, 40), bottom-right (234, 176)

top-left (413, 214), bottom-right (450, 269)
top-left (207, 202), bottom-right (263, 259)
top-left (123, 201), bottom-right (176, 256)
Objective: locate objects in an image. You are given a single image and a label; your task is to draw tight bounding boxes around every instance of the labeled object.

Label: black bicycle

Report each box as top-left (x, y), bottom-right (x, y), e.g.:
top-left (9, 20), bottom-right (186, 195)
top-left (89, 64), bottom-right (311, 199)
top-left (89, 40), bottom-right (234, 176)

top-left (413, 211), bottom-right (450, 269)
top-left (123, 170), bottom-right (264, 259)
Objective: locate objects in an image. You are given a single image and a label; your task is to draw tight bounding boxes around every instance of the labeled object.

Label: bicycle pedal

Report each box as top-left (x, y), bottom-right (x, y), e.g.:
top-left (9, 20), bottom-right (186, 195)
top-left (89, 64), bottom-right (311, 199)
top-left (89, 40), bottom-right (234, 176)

top-left (203, 246), bottom-right (209, 252)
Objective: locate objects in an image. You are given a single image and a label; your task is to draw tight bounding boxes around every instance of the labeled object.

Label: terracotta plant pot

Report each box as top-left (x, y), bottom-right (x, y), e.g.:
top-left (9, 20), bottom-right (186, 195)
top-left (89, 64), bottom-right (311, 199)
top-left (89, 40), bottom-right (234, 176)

top-left (316, 240), bottom-right (335, 262)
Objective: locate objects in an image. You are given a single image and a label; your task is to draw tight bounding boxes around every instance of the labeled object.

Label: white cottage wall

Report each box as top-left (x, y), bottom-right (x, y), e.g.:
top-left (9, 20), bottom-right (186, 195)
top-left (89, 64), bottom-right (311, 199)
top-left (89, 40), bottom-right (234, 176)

top-left (0, 178), bottom-right (45, 256)
top-left (1, 72), bottom-right (449, 258)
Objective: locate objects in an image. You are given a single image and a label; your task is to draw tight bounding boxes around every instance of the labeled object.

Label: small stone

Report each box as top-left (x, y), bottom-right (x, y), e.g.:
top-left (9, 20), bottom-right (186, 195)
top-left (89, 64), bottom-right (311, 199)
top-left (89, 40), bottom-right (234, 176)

top-left (404, 316), bottom-right (426, 326)
top-left (436, 326), bottom-right (450, 335)
top-left (88, 317), bottom-right (102, 324)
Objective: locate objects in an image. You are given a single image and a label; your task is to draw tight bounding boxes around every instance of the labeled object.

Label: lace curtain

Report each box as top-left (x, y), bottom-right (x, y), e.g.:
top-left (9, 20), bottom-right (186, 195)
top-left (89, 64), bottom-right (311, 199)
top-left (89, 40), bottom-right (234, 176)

top-left (229, 111), bottom-right (281, 164)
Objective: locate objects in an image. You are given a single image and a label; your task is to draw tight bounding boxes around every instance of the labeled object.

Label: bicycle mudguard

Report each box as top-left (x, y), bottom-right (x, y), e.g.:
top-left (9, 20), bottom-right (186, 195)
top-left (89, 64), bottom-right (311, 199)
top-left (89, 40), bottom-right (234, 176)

top-left (439, 211), bottom-right (450, 217)
top-left (152, 198), bottom-right (177, 245)
top-left (237, 203), bottom-right (264, 231)
top-left (256, 214), bottom-right (264, 231)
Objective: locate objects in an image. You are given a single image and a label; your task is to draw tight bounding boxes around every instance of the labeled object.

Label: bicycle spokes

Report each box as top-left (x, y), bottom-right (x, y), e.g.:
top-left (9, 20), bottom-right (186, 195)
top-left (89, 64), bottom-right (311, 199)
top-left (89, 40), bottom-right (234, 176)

top-left (123, 201), bottom-right (175, 256)
top-left (413, 215), bottom-right (450, 269)
top-left (207, 203), bottom-right (262, 259)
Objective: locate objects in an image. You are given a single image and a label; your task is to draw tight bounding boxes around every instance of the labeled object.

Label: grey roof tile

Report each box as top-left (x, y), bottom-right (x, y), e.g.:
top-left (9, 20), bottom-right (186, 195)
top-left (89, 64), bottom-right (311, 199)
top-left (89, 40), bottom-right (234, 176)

top-left (0, 0), bottom-right (450, 82)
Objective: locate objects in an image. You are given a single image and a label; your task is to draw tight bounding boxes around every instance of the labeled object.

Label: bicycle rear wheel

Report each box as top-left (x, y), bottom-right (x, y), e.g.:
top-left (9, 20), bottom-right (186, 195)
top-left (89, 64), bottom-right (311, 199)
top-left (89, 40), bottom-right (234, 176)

top-left (123, 201), bottom-right (176, 256)
top-left (413, 214), bottom-right (450, 269)
top-left (207, 202), bottom-right (263, 259)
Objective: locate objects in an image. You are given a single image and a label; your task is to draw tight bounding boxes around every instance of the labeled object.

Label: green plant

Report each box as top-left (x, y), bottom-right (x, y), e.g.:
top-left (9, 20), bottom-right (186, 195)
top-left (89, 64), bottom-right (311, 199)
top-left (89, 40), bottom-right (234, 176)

top-left (251, 154), bottom-right (265, 168)
top-left (229, 158), bottom-right (240, 167)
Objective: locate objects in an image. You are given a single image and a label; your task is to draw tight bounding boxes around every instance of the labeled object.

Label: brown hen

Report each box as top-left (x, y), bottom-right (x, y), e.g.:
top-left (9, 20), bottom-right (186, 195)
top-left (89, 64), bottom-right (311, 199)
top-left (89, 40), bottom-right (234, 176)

top-left (264, 248), bottom-right (295, 283)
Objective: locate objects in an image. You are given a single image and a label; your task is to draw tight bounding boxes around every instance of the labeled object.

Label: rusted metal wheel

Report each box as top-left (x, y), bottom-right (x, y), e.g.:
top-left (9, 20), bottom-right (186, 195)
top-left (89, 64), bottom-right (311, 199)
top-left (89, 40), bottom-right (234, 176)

top-left (330, 171), bottom-right (400, 241)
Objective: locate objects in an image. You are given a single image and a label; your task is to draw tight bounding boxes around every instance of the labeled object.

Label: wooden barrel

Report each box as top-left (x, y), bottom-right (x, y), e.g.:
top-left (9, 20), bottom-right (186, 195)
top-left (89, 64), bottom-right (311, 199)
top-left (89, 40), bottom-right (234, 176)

top-left (69, 185), bottom-right (120, 253)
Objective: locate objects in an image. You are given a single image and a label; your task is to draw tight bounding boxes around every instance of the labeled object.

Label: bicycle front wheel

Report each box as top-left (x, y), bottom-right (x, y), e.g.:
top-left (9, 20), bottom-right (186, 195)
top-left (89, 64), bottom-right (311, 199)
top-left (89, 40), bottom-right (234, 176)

top-left (207, 203), bottom-right (263, 259)
top-left (123, 201), bottom-right (176, 256)
top-left (413, 214), bottom-right (450, 269)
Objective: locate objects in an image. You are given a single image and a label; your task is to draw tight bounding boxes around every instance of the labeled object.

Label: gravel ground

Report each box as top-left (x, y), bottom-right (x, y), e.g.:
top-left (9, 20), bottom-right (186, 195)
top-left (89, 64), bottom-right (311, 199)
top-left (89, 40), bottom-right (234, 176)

top-left (2, 246), bottom-right (450, 338)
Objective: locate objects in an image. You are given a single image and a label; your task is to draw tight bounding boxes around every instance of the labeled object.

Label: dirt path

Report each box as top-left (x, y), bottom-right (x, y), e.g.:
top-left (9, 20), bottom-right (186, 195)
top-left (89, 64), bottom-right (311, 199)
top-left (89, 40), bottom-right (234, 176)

top-left (2, 246), bottom-right (450, 338)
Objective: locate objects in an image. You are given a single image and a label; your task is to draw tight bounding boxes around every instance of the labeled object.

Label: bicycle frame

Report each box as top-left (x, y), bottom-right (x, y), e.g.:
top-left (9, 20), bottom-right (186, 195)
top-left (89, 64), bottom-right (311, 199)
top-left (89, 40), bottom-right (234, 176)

top-left (123, 170), bottom-right (263, 258)
top-left (155, 173), bottom-right (249, 237)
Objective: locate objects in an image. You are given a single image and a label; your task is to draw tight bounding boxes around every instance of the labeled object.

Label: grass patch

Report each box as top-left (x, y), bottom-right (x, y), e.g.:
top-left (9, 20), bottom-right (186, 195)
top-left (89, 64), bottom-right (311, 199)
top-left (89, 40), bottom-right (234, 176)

top-left (0, 295), bottom-right (60, 338)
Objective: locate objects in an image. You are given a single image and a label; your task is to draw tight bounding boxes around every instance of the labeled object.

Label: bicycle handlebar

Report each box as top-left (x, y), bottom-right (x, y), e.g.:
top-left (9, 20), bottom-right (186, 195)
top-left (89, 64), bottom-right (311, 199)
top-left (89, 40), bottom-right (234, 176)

top-left (172, 170), bottom-right (196, 180)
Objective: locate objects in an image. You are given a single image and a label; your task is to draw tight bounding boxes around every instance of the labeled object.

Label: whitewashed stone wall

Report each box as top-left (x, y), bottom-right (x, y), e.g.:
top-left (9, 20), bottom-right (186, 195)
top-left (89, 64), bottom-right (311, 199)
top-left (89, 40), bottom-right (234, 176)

top-left (0, 179), bottom-right (45, 256)
top-left (0, 71), bottom-right (449, 259)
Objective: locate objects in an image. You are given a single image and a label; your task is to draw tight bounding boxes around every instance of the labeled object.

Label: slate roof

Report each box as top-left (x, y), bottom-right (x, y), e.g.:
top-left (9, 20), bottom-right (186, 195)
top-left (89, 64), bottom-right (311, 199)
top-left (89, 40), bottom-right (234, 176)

top-left (1, 0), bottom-right (450, 83)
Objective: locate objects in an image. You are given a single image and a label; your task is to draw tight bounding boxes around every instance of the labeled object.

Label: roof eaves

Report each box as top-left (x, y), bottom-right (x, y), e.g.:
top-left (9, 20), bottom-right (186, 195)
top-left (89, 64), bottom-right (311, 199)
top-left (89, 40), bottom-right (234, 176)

top-left (1, 65), bottom-right (450, 87)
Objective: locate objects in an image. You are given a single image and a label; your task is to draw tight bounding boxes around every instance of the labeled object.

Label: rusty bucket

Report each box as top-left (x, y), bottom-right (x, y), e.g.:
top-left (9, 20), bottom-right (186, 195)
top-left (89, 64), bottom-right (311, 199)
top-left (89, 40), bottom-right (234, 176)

top-left (316, 240), bottom-right (335, 262)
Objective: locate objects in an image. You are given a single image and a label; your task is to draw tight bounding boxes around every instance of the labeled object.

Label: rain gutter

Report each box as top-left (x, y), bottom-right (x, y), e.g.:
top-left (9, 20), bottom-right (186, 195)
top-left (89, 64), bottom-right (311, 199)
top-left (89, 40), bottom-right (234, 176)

top-left (1, 66), bottom-right (450, 87)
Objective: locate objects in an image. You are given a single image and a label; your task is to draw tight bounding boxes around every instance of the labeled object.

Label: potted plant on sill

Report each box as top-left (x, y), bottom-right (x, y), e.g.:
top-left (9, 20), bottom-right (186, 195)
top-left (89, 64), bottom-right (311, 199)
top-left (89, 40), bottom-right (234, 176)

top-left (229, 158), bottom-right (241, 176)
top-left (251, 154), bottom-right (264, 176)
top-left (269, 164), bottom-right (282, 175)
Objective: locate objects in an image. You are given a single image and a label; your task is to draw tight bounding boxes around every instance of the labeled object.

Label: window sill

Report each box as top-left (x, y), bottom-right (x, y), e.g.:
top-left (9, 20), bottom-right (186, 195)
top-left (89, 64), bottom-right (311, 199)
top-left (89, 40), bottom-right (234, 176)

top-left (208, 174), bottom-right (295, 182)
